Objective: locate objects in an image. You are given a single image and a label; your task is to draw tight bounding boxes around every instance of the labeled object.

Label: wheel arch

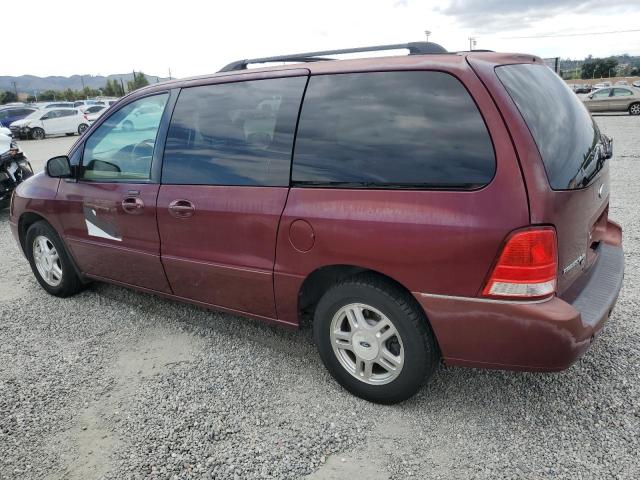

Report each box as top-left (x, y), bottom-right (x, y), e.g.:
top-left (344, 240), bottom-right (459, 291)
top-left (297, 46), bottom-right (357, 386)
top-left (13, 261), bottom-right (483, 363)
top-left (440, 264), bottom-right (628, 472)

top-left (18, 211), bottom-right (47, 254)
top-left (297, 264), bottom-right (436, 336)
top-left (18, 211), bottom-right (86, 282)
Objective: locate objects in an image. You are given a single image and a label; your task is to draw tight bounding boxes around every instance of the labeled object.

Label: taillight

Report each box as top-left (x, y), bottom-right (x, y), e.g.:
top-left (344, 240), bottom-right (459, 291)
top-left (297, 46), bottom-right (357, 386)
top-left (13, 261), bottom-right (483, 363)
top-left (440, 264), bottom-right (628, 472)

top-left (84, 114), bottom-right (89, 121)
top-left (482, 227), bottom-right (557, 299)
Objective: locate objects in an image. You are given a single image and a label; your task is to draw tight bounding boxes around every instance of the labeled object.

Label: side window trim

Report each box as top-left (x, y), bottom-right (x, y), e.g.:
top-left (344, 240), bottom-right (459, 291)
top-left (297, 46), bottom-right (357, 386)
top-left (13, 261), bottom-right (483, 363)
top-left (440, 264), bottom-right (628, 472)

top-left (78, 89), bottom-right (175, 184)
top-left (151, 88), bottom-right (180, 183)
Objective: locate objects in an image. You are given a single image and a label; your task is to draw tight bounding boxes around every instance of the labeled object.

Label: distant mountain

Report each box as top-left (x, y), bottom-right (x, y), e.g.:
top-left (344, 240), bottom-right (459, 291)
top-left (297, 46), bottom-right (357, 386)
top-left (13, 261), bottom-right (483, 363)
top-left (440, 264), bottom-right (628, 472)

top-left (0, 73), bottom-right (170, 94)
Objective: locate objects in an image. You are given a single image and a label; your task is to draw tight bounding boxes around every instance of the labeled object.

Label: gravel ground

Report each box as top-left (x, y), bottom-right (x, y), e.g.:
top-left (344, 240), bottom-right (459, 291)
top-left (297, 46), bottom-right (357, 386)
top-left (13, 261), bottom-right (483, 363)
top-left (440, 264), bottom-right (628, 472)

top-left (1, 114), bottom-right (639, 479)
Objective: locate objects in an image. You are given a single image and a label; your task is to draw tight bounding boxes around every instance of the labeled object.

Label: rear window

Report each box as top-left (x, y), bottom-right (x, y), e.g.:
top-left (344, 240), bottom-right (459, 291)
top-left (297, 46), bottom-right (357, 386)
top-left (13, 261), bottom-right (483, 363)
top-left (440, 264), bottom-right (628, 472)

top-left (292, 71), bottom-right (495, 189)
top-left (496, 64), bottom-right (601, 190)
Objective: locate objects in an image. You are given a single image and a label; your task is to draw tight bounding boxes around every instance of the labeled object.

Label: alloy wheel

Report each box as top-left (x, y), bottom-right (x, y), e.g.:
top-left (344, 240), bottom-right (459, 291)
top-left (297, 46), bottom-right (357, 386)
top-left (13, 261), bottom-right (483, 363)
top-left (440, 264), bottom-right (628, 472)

top-left (33, 235), bottom-right (63, 286)
top-left (330, 303), bottom-right (404, 385)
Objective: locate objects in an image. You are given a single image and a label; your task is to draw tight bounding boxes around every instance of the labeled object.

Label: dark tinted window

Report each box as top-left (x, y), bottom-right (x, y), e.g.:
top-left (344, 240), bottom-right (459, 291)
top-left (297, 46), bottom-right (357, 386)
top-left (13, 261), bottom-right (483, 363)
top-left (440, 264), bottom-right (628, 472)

top-left (162, 76), bottom-right (307, 186)
top-left (292, 71), bottom-right (495, 188)
top-left (496, 64), bottom-right (602, 190)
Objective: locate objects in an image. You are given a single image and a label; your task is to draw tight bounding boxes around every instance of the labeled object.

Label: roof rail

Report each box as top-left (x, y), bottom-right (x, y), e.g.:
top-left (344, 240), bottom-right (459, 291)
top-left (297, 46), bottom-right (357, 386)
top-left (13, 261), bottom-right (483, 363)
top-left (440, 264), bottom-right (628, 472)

top-left (218, 41), bottom-right (448, 72)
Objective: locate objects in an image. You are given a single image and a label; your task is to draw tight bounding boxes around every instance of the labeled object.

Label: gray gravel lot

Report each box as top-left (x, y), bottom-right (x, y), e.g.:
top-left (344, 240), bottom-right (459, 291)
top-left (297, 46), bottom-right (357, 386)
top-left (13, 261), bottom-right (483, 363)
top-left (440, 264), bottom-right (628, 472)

top-left (1, 115), bottom-right (639, 479)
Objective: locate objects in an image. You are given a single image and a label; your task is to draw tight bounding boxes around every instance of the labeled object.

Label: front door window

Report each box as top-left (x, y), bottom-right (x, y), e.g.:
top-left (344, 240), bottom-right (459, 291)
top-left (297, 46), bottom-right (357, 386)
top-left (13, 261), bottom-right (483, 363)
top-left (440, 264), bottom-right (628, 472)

top-left (80, 93), bottom-right (169, 181)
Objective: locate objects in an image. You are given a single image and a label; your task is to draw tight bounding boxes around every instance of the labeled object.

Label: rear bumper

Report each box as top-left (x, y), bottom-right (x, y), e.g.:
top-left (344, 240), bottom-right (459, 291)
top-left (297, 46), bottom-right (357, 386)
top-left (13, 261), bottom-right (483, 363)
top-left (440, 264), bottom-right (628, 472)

top-left (414, 242), bottom-right (624, 372)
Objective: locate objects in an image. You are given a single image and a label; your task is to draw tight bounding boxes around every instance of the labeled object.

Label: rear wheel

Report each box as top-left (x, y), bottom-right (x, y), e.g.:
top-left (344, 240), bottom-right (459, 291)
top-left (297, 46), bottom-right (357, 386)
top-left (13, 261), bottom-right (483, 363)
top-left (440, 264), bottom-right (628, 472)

top-left (30, 127), bottom-right (45, 140)
top-left (25, 221), bottom-right (83, 297)
top-left (313, 274), bottom-right (439, 404)
top-left (629, 103), bottom-right (640, 116)
top-left (78, 123), bottom-right (89, 134)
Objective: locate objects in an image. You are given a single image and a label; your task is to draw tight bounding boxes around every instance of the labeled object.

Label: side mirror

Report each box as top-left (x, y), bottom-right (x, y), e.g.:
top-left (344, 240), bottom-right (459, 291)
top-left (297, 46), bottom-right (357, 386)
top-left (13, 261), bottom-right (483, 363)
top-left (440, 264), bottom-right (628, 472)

top-left (46, 155), bottom-right (73, 178)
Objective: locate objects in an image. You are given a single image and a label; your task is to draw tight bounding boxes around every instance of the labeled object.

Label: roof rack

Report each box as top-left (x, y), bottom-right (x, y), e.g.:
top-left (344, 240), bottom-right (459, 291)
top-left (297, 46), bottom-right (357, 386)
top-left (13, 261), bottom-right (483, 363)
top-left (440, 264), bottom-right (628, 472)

top-left (218, 41), bottom-right (448, 72)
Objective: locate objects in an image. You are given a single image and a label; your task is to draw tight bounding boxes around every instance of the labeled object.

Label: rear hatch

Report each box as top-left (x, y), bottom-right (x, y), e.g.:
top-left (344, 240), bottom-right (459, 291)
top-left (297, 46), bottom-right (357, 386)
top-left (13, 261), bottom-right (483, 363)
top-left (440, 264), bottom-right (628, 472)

top-left (469, 57), bottom-right (612, 295)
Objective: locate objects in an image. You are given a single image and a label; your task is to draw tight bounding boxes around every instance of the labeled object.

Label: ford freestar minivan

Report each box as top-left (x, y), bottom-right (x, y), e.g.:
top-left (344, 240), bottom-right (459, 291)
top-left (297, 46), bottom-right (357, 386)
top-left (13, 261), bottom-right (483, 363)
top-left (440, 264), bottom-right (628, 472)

top-left (9, 42), bottom-right (624, 404)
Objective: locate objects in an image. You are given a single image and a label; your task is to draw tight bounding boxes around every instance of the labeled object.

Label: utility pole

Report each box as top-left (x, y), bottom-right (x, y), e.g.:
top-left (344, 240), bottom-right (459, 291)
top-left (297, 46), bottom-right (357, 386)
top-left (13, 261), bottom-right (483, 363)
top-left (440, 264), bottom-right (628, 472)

top-left (120, 77), bottom-right (125, 95)
top-left (424, 30), bottom-right (431, 43)
top-left (168, 68), bottom-right (172, 80)
top-left (11, 81), bottom-right (18, 98)
top-left (80, 75), bottom-right (85, 90)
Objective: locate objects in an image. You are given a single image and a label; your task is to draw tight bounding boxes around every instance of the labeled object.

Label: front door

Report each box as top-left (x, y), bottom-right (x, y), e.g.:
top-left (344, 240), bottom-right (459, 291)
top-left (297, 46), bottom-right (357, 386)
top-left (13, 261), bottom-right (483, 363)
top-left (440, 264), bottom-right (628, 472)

top-left (156, 73), bottom-right (308, 318)
top-left (587, 88), bottom-right (612, 112)
top-left (42, 110), bottom-right (67, 134)
top-left (57, 92), bottom-right (172, 292)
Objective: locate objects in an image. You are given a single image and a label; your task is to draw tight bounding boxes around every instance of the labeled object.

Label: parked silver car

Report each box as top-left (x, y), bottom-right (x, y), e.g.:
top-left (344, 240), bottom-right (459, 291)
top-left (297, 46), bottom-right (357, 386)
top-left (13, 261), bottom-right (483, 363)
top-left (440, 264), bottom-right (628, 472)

top-left (582, 87), bottom-right (640, 115)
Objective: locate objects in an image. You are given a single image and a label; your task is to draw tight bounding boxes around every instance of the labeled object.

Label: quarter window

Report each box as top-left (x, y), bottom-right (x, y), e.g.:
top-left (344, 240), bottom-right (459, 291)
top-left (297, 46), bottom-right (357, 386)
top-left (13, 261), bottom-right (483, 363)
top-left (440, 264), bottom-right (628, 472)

top-left (80, 93), bottom-right (168, 181)
top-left (162, 76), bottom-right (307, 186)
top-left (292, 72), bottom-right (495, 188)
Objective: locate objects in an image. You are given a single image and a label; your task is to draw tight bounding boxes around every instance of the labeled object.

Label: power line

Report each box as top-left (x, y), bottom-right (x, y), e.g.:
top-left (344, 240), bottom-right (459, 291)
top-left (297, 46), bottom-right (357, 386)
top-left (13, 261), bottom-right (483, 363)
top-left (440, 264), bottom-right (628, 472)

top-left (502, 28), bottom-right (640, 39)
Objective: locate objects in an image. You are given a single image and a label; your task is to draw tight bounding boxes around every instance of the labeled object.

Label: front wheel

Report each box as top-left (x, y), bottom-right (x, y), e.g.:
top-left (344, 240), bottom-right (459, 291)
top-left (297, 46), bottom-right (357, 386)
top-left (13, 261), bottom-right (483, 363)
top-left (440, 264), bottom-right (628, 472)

top-left (78, 123), bottom-right (89, 134)
top-left (30, 127), bottom-right (45, 140)
top-left (629, 103), bottom-right (640, 116)
top-left (25, 221), bottom-right (83, 297)
top-left (313, 274), bottom-right (439, 404)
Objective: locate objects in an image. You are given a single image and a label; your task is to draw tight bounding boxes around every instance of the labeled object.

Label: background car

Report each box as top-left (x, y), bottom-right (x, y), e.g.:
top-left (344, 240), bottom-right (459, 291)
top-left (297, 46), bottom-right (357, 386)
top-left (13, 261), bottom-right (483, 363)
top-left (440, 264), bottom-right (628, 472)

top-left (9, 108), bottom-right (89, 139)
top-left (35, 102), bottom-right (75, 109)
top-left (633, 80), bottom-right (640, 88)
top-left (582, 86), bottom-right (640, 115)
top-left (0, 106), bottom-right (38, 128)
top-left (73, 100), bottom-right (104, 108)
top-left (614, 80), bottom-right (629, 86)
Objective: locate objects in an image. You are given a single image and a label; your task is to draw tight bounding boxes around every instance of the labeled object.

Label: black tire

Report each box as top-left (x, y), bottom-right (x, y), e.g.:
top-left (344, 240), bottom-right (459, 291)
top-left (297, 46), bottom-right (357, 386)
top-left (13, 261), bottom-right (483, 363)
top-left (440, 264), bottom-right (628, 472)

top-left (25, 221), bottom-right (83, 297)
top-left (629, 103), bottom-right (640, 116)
top-left (65, 133), bottom-right (74, 136)
top-left (78, 123), bottom-right (89, 134)
top-left (30, 127), bottom-right (45, 140)
top-left (313, 273), bottom-right (439, 404)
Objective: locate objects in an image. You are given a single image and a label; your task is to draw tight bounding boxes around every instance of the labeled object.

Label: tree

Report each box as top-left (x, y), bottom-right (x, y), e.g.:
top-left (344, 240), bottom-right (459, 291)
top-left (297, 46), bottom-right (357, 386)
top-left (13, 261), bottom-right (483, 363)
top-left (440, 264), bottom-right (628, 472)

top-left (0, 91), bottom-right (18, 104)
top-left (39, 90), bottom-right (58, 101)
top-left (581, 57), bottom-right (619, 79)
top-left (127, 71), bottom-right (149, 92)
top-left (103, 79), bottom-right (124, 97)
top-left (103, 79), bottom-right (116, 97)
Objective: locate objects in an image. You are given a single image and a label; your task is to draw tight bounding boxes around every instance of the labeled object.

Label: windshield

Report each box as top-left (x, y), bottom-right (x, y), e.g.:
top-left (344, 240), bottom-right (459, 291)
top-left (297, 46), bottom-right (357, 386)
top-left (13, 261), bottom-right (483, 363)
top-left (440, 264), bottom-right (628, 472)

top-left (25, 110), bottom-right (45, 120)
top-left (496, 63), bottom-right (603, 190)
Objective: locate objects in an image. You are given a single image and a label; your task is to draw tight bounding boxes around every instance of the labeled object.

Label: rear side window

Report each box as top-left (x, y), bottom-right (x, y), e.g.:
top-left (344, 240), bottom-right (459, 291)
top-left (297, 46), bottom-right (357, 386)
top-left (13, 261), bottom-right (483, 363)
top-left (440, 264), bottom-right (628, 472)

top-left (292, 71), bottom-right (495, 188)
top-left (162, 76), bottom-right (307, 186)
top-left (496, 64), bottom-right (601, 190)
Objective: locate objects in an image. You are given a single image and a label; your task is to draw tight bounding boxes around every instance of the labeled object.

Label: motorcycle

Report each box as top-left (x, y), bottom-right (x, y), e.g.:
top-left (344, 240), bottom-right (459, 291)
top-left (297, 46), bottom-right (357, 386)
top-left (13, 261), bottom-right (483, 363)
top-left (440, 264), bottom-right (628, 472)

top-left (0, 127), bottom-right (34, 209)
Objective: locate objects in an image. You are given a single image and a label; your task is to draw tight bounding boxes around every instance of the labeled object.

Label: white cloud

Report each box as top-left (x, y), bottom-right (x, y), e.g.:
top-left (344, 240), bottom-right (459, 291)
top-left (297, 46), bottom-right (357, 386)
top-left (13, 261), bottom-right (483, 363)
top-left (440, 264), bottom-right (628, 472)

top-left (6, 0), bottom-right (640, 78)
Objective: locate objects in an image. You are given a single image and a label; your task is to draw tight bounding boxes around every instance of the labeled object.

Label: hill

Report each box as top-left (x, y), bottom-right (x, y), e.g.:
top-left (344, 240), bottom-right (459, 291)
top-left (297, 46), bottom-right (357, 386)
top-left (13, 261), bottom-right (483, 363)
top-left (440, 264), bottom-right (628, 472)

top-left (0, 73), bottom-right (169, 95)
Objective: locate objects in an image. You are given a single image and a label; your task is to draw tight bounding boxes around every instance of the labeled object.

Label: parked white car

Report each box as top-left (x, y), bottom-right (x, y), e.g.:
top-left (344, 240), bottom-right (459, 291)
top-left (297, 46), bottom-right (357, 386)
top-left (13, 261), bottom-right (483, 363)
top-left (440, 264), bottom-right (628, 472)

top-left (9, 108), bottom-right (89, 140)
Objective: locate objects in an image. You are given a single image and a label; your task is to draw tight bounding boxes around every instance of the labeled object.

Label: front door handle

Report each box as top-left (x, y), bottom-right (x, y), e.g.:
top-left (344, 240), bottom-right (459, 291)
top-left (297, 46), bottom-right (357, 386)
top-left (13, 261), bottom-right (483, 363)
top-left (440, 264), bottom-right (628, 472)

top-left (121, 196), bottom-right (144, 214)
top-left (168, 199), bottom-right (195, 218)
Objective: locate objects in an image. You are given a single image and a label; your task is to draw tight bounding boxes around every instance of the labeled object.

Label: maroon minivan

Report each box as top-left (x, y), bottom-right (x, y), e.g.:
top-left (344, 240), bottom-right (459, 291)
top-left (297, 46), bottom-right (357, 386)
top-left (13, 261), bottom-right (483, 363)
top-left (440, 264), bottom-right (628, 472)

top-left (9, 43), bottom-right (624, 403)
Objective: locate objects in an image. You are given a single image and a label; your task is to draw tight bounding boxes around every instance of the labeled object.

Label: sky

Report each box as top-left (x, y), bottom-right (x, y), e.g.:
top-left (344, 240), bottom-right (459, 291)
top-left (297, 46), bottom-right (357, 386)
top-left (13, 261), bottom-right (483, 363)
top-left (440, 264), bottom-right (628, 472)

top-left (6, 0), bottom-right (640, 78)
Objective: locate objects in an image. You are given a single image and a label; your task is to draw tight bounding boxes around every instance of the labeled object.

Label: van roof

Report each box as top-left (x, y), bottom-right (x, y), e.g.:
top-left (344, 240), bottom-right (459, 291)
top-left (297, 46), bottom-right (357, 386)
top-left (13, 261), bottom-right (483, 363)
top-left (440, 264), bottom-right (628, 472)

top-left (134, 44), bottom-right (544, 94)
